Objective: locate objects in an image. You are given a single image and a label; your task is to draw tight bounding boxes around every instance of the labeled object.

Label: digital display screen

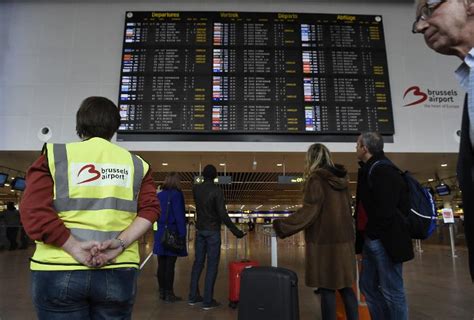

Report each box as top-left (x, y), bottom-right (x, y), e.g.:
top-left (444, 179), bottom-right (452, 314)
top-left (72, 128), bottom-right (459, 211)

top-left (0, 173), bottom-right (8, 187)
top-left (435, 184), bottom-right (450, 196)
top-left (11, 178), bottom-right (26, 191)
top-left (117, 11), bottom-right (394, 142)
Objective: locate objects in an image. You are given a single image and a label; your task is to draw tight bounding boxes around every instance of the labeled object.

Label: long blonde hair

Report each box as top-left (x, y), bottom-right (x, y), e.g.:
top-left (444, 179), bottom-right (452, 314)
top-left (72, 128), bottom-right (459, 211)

top-left (304, 143), bottom-right (334, 182)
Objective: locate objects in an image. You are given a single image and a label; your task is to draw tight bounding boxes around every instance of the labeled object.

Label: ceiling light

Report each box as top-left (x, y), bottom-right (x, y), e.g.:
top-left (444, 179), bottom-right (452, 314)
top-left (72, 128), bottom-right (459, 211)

top-left (240, 205), bottom-right (245, 210)
top-left (162, 162), bottom-right (168, 166)
top-left (4, 183), bottom-right (9, 187)
top-left (276, 163), bottom-right (283, 167)
top-left (441, 163), bottom-right (448, 167)
top-left (255, 205), bottom-right (263, 210)
top-left (428, 178), bottom-right (434, 182)
top-left (219, 163), bottom-right (226, 166)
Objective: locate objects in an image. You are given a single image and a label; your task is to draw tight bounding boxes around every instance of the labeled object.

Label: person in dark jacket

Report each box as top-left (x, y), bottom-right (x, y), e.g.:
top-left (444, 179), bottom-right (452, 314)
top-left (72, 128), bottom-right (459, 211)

top-left (273, 143), bottom-right (358, 320)
top-left (3, 202), bottom-right (20, 250)
top-left (153, 172), bottom-right (187, 303)
top-left (413, 0), bottom-right (474, 282)
top-left (355, 132), bottom-right (413, 320)
top-left (188, 164), bottom-right (245, 310)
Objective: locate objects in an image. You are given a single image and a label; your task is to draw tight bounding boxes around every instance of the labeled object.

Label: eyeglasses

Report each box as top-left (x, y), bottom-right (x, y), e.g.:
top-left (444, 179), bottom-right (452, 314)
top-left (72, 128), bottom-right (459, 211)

top-left (412, 0), bottom-right (447, 34)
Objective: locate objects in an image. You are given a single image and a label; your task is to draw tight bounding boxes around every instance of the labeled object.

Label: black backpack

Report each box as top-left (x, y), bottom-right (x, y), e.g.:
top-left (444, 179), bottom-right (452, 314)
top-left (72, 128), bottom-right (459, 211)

top-left (369, 160), bottom-right (437, 240)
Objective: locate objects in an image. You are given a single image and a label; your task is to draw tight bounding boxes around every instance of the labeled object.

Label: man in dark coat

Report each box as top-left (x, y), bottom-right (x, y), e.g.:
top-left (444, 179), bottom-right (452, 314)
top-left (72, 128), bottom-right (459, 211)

top-left (355, 132), bottom-right (413, 320)
top-left (3, 202), bottom-right (20, 250)
top-left (413, 0), bottom-right (474, 281)
top-left (188, 164), bottom-right (245, 310)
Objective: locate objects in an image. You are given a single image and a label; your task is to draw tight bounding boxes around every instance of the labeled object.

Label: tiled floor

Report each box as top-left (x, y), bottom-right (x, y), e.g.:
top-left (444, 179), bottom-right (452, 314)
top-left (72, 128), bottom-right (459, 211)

top-left (0, 227), bottom-right (473, 320)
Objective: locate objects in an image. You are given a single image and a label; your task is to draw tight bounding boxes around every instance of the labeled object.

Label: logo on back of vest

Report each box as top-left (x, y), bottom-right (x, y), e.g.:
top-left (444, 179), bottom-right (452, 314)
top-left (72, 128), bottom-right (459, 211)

top-left (71, 163), bottom-right (132, 187)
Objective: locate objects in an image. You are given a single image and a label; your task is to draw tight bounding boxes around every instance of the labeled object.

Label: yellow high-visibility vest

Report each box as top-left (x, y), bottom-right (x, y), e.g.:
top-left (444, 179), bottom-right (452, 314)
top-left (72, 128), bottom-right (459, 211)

top-left (30, 137), bottom-right (149, 271)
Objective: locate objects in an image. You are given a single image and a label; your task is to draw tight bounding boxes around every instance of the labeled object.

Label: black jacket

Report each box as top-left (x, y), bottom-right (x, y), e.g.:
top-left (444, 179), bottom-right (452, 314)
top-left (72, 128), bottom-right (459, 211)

top-left (193, 180), bottom-right (243, 237)
top-left (355, 153), bottom-right (414, 263)
top-left (458, 95), bottom-right (474, 281)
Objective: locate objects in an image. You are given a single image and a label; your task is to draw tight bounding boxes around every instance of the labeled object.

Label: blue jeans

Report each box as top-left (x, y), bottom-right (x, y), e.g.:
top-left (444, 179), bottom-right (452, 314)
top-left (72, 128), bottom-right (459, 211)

top-left (359, 238), bottom-right (408, 320)
top-left (31, 268), bottom-right (138, 320)
top-left (189, 230), bottom-right (221, 305)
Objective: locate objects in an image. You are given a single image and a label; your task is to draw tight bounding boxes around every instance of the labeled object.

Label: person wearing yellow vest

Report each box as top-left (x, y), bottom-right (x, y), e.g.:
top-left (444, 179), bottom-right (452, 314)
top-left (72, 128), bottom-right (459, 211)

top-left (20, 96), bottom-right (159, 319)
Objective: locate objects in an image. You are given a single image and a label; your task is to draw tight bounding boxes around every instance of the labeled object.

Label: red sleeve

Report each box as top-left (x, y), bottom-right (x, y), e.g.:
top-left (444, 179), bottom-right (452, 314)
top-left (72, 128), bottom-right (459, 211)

top-left (19, 154), bottom-right (70, 247)
top-left (137, 169), bottom-right (160, 223)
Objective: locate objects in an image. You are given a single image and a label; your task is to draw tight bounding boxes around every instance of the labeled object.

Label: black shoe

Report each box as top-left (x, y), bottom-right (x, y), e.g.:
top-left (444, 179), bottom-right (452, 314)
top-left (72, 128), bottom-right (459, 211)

top-left (188, 296), bottom-right (203, 306)
top-left (202, 300), bottom-right (221, 310)
top-left (159, 288), bottom-right (165, 300)
top-left (164, 292), bottom-right (182, 303)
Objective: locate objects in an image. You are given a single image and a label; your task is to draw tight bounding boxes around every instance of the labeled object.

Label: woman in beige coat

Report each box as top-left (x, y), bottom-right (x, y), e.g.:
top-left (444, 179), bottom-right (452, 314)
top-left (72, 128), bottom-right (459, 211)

top-left (273, 143), bottom-right (358, 320)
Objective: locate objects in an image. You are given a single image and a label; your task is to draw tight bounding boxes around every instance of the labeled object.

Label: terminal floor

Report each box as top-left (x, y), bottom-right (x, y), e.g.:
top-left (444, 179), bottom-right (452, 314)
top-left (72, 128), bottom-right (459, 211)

top-left (1, 230), bottom-right (473, 320)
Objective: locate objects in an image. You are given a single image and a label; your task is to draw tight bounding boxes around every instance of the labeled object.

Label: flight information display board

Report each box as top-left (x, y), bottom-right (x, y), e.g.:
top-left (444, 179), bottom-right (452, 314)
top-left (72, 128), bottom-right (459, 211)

top-left (117, 11), bottom-right (394, 142)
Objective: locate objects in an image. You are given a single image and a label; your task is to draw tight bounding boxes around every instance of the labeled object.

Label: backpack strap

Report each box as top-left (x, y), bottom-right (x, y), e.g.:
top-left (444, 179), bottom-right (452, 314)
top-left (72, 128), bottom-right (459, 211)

top-left (367, 159), bottom-right (400, 189)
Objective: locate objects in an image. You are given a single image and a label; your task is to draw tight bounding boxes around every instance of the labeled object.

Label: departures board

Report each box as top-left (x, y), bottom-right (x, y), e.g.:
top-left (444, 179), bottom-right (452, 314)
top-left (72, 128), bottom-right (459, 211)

top-left (117, 11), bottom-right (394, 142)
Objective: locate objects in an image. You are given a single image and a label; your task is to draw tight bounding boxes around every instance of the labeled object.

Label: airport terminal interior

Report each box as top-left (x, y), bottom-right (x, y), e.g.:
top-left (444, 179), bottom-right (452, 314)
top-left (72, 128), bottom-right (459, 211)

top-left (1, 0), bottom-right (474, 319)
top-left (0, 151), bottom-right (473, 319)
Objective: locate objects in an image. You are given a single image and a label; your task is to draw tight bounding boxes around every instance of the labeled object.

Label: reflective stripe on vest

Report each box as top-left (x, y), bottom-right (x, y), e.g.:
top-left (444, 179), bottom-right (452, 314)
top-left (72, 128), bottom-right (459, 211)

top-left (70, 228), bottom-right (121, 242)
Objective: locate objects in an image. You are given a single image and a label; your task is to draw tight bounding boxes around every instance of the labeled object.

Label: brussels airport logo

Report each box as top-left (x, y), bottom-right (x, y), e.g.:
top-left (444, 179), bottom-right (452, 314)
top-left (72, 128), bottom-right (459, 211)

top-left (403, 86), bottom-right (460, 109)
top-left (77, 164), bottom-right (101, 184)
top-left (403, 86), bottom-right (428, 107)
top-left (71, 163), bottom-right (131, 187)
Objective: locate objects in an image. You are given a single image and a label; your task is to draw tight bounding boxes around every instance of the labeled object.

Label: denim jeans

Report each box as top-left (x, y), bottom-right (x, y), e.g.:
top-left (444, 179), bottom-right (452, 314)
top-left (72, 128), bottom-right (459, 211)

top-left (31, 268), bottom-right (138, 320)
top-left (359, 238), bottom-right (408, 320)
top-left (189, 230), bottom-right (221, 305)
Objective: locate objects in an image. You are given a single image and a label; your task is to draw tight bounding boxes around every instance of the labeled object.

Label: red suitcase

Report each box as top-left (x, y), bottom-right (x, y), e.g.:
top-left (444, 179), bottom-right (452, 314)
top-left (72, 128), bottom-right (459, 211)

top-left (228, 235), bottom-right (258, 308)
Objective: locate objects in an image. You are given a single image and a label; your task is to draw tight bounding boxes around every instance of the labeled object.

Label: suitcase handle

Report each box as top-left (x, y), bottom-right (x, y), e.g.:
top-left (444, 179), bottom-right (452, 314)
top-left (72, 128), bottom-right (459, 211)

top-left (262, 224), bottom-right (278, 267)
top-left (271, 229), bottom-right (278, 267)
top-left (235, 225), bottom-right (249, 260)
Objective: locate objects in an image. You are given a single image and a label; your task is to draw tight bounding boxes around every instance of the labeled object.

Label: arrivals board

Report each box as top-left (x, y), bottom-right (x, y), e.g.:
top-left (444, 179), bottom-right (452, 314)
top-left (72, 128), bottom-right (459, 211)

top-left (117, 11), bottom-right (394, 142)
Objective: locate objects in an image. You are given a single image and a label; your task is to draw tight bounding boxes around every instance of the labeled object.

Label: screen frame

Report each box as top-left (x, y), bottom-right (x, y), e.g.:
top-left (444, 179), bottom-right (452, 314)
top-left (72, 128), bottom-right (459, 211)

top-left (11, 177), bottom-right (26, 191)
top-left (117, 11), bottom-right (395, 142)
top-left (435, 184), bottom-right (451, 196)
top-left (117, 132), bottom-right (394, 143)
top-left (0, 173), bottom-right (8, 187)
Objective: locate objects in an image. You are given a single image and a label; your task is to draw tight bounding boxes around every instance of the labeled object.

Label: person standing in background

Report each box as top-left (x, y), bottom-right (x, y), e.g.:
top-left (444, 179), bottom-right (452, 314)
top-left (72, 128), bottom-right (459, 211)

top-left (413, 0), bottom-right (474, 282)
top-left (273, 143), bottom-right (358, 320)
top-left (4, 202), bottom-right (20, 250)
top-left (20, 96), bottom-right (159, 319)
top-left (188, 164), bottom-right (245, 310)
top-left (153, 172), bottom-right (187, 303)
